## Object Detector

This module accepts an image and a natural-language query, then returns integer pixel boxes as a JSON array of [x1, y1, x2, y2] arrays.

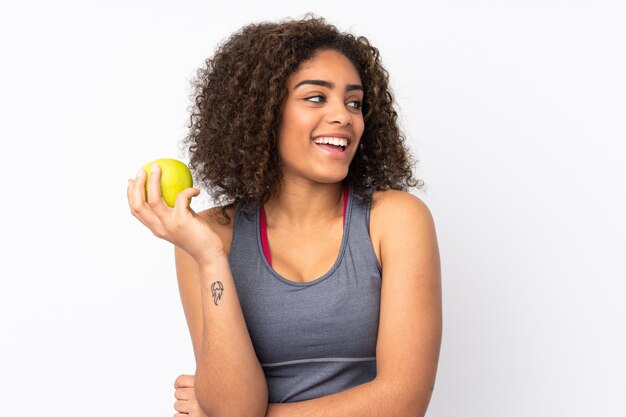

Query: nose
[[325, 98, 352, 126]]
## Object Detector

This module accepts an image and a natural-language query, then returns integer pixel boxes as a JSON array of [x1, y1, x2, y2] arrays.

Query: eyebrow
[[294, 79, 364, 92]]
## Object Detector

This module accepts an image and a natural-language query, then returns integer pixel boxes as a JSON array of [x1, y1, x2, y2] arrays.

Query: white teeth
[[313, 137, 348, 147]]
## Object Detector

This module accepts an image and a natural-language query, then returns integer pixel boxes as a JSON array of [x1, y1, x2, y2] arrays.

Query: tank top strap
[[346, 184, 381, 273]]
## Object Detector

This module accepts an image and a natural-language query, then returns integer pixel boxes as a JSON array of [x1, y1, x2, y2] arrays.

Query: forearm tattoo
[[211, 281, 224, 306]]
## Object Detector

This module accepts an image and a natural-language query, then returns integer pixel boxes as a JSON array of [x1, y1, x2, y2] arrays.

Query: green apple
[[141, 158, 193, 207]]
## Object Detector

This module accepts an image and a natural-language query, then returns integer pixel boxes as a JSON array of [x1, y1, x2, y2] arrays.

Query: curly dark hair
[[180, 13, 424, 223]]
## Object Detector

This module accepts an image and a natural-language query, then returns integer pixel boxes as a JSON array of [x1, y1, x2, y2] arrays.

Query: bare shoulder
[[370, 189, 436, 269], [371, 189, 433, 224]]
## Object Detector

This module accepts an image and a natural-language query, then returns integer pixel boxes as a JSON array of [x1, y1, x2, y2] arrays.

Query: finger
[[127, 174, 162, 229], [174, 399, 192, 413], [174, 374, 195, 388], [175, 387, 194, 400], [127, 169, 147, 209], [146, 164, 169, 216], [174, 188, 200, 216]]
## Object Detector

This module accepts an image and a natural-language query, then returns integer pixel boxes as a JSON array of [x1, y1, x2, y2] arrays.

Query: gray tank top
[[228, 185, 382, 403]]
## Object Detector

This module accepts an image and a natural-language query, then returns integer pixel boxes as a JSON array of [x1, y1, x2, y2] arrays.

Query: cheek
[[280, 107, 317, 139], [277, 112, 309, 158], [354, 116, 365, 138]]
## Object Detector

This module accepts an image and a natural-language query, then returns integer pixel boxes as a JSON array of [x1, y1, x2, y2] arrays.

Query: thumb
[[174, 187, 201, 209]]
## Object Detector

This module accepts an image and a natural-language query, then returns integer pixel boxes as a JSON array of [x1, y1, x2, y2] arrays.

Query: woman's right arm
[[175, 242, 268, 417], [128, 165, 267, 417]]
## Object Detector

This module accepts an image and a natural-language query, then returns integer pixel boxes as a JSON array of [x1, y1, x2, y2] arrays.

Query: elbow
[[393, 393, 432, 417], [376, 377, 434, 417], [407, 388, 436, 417]]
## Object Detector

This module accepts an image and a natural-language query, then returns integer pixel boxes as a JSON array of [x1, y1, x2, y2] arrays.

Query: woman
[[127, 15, 441, 417]]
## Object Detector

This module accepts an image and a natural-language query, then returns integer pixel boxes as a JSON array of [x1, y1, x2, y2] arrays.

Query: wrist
[[195, 248, 228, 268], [197, 251, 229, 271]]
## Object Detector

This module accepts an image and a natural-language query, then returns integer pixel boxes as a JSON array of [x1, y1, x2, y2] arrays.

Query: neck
[[264, 180, 345, 231]]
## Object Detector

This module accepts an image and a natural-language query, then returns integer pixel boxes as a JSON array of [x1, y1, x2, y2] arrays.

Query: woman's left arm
[[267, 191, 442, 417]]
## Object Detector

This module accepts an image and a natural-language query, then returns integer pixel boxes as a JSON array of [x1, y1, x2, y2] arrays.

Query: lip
[[314, 142, 349, 159]]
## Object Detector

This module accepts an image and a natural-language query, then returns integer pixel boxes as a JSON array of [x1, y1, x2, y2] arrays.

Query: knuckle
[[171, 218, 184, 230], [152, 228, 165, 239]]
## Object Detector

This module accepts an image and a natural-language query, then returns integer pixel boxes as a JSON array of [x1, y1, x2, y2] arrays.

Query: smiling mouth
[[312, 137, 349, 151]]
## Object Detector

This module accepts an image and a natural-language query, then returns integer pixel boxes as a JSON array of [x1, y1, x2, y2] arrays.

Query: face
[[277, 49, 365, 185]]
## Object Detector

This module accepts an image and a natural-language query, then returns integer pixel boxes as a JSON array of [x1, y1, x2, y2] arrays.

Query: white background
[[1, 0, 625, 416]]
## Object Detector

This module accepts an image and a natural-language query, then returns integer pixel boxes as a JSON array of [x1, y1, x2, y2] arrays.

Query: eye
[[347, 100, 363, 111], [305, 95, 325, 103]]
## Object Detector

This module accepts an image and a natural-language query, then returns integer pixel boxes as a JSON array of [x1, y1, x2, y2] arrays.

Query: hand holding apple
[[126, 159, 226, 266]]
